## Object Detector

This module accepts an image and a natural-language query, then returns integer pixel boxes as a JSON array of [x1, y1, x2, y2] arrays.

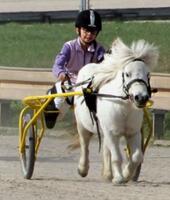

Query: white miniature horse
[[74, 38, 159, 184]]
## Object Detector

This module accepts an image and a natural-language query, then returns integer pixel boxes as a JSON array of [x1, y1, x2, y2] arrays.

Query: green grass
[[0, 21, 170, 72], [0, 22, 76, 68]]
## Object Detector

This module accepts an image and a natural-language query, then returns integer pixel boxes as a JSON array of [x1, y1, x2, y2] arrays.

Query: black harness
[[82, 82, 102, 152]]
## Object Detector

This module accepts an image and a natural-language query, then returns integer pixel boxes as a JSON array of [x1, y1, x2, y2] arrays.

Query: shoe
[[44, 100, 59, 129]]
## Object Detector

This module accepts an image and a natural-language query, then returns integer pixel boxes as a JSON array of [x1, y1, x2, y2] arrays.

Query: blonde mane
[[92, 38, 159, 89]]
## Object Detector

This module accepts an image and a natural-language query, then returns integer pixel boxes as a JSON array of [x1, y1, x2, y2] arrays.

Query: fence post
[[80, 0, 90, 11], [152, 109, 167, 139], [0, 101, 2, 127]]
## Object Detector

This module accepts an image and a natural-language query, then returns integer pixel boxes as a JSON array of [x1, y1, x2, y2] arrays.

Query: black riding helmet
[[75, 9, 102, 33]]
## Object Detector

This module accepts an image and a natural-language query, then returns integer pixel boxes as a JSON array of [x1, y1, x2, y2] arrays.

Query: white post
[[80, 0, 90, 11], [0, 101, 1, 127]]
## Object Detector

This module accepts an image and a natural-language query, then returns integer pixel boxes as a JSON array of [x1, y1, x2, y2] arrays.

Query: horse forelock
[[131, 39, 159, 68], [92, 38, 159, 89]]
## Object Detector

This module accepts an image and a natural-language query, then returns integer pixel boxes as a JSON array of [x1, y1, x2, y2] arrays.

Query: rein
[[62, 77, 93, 91], [89, 91, 129, 100], [63, 76, 130, 100]]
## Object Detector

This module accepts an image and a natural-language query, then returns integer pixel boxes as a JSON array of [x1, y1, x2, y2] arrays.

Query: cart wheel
[[20, 114, 36, 179], [132, 163, 141, 181]]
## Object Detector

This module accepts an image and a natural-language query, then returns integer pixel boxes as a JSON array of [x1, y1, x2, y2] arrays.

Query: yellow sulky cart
[[18, 91, 82, 179], [18, 90, 153, 180]]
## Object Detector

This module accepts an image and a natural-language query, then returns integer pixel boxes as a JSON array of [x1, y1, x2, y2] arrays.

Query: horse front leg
[[104, 133, 124, 184], [77, 124, 92, 177], [102, 137, 113, 181], [123, 132, 143, 181]]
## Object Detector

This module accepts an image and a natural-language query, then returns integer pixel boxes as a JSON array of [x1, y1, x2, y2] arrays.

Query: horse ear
[[111, 37, 130, 56], [111, 37, 125, 48]]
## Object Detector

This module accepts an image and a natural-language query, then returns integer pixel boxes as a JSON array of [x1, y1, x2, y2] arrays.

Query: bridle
[[122, 59, 152, 98], [122, 73, 152, 98]]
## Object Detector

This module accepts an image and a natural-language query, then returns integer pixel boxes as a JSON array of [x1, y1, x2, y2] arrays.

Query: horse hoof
[[102, 174, 113, 182], [77, 168, 88, 177], [123, 171, 130, 181], [112, 176, 125, 184]]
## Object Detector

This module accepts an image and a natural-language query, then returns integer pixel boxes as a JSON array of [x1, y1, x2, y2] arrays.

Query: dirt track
[[0, 134, 170, 200]]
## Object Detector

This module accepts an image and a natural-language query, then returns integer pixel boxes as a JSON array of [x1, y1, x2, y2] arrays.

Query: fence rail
[[0, 7, 170, 23], [0, 66, 169, 110]]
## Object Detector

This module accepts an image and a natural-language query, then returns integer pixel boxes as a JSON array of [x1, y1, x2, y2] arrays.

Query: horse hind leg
[[77, 124, 92, 177]]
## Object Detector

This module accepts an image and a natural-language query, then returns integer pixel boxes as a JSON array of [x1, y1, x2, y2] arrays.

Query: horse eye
[[125, 72, 130, 78]]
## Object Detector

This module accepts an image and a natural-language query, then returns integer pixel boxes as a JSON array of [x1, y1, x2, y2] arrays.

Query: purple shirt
[[52, 37, 105, 82]]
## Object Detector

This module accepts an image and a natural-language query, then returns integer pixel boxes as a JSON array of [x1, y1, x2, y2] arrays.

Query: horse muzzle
[[130, 94, 149, 108]]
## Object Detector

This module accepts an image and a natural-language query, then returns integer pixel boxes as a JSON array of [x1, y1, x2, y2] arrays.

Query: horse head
[[120, 39, 159, 108], [93, 38, 159, 108], [122, 59, 151, 108]]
